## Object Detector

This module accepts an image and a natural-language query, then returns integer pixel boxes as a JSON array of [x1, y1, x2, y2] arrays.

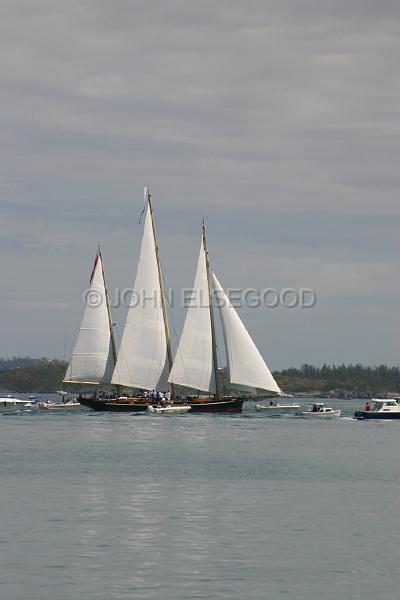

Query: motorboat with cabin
[[354, 399, 400, 420], [297, 402, 341, 418]]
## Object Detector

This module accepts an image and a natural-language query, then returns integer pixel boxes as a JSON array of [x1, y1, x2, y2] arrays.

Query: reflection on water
[[1, 399, 400, 599]]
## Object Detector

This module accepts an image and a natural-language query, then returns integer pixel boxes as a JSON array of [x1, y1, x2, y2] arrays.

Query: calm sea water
[[1, 397, 400, 600]]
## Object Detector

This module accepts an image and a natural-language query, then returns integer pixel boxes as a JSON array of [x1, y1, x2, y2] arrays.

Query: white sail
[[168, 241, 216, 393], [64, 252, 115, 384], [111, 201, 168, 390], [212, 273, 281, 394]]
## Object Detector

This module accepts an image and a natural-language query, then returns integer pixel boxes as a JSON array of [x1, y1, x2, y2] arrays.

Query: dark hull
[[79, 398, 149, 412], [182, 398, 244, 413], [354, 411, 400, 420], [79, 397, 244, 413]]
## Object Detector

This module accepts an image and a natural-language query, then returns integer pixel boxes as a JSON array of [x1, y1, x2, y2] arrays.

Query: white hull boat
[[255, 402, 300, 415], [0, 397, 32, 413], [38, 400, 82, 410], [298, 403, 341, 418], [147, 404, 191, 414]]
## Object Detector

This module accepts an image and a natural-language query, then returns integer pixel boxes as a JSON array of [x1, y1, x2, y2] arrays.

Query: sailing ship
[[63, 246, 117, 392], [167, 223, 281, 411], [66, 189, 281, 412], [73, 188, 176, 411]]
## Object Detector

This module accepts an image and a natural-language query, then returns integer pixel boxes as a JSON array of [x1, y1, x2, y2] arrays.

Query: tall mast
[[202, 221, 220, 399], [98, 246, 118, 370], [147, 188, 176, 399]]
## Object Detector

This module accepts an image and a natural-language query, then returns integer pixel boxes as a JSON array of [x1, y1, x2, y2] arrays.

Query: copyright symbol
[[83, 289, 103, 308]]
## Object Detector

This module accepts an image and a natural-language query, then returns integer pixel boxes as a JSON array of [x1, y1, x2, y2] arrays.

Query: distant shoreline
[[0, 357, 399, 397]]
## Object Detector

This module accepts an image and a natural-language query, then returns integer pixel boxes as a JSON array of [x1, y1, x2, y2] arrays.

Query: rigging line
[[111, 322, 124, 391], [138, 205, 146, 225], [203, 220, 220, 398], [146, 299, 163, 390], [212, 286, 225, 387], [158, 259, 191, 389]]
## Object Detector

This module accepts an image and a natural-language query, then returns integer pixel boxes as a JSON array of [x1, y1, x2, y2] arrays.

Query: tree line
[[0, 358, 399, 393], [275, 364, 400, 392], [0, 356, 66, 372]]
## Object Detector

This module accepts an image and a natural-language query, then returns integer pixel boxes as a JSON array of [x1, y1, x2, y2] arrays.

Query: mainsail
[[64, 250, 116, 385], [168, 240, 216, 394], [212, 273, 281, 394], [168, 225, 280, 396], [111, 191, 170, 390]]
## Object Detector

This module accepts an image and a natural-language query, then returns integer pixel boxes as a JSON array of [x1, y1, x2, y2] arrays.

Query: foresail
[[64, 253, 115, 384], [111, 202, 168, 390], [168, 241, 216, 394], [212, 273, 281, 394]]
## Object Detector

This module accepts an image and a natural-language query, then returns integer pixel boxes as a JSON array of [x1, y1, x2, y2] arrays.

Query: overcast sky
[[1, 0, 399, 369]]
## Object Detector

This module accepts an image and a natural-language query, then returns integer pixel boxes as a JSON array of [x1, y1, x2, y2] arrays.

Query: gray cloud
[[0, 0, 399, 367]]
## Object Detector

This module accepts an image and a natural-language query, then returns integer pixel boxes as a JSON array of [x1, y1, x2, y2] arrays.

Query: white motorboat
[[147, 404, 191, 414], [298, 402, 341, 418], [38, 399, 82, 410], [354, 399, 400, 420], [0, 397, 32, 413], [255, 401, 300, 415]]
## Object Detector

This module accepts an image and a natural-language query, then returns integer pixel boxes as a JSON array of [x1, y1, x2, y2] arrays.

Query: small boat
[[298, 403, 341, 418], [38, 399, 82, 410], [255, 401, 300, 415], [354, 399, 400, 420], [0, 397, 32, 413], [147, 404, 191, 414]]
